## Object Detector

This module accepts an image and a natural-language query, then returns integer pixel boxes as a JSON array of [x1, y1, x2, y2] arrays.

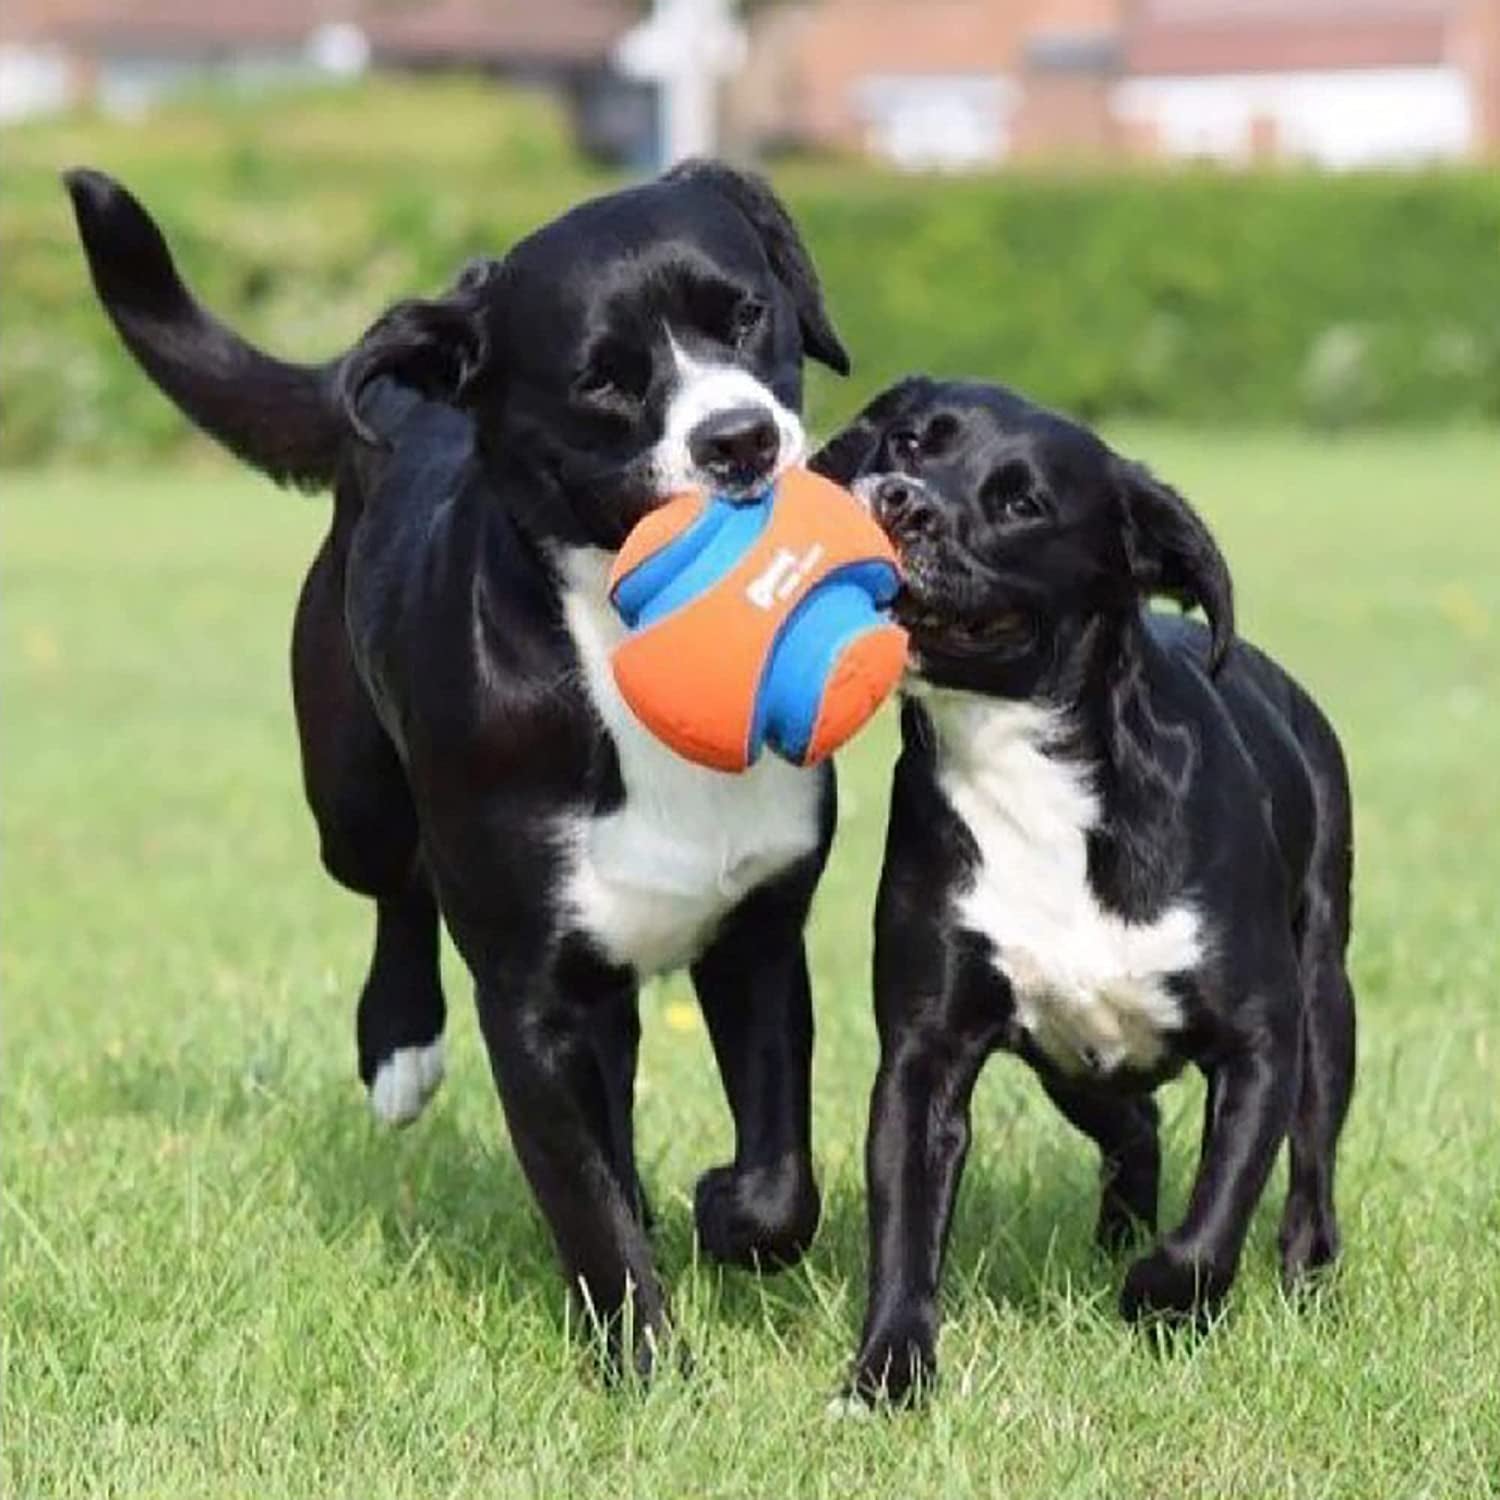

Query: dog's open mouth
[[893, 589, 1033, 655]]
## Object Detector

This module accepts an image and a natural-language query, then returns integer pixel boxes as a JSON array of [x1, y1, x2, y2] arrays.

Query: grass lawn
[[4, 430, 1498, 1498]]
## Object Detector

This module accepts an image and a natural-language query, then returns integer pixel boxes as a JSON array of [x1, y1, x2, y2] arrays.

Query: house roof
[[31, 0, 357, 51], [797, 0, 1029, 79], [1135, 0, 1451, 16], [12, 0, 633, 64], [0, 0, 125, 46], [790, 0, 1030, 143], [1128, 0, 1456, 73], [365, 1, 633, 67]]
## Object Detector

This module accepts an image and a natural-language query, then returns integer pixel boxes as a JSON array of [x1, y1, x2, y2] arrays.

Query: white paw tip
[[825, 1394, 875, 1422], [369, 1038, 445, 1126]]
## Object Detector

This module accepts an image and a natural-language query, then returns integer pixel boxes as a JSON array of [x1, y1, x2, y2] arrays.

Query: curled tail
[[63, 168, 344, 490]]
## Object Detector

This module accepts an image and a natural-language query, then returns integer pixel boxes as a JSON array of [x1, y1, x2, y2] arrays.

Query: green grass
[[4, 430, 1499, 1498]]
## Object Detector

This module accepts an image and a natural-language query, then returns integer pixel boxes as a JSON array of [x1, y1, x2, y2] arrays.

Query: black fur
[[664, 159, 850, 376], [63, 169, 343, 489], [815, 378, 1356, 1404], [338, 257, 505, 435], [66, 161, 849, 1378]]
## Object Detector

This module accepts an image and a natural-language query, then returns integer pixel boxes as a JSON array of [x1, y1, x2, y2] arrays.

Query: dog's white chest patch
[[557, 550, 822, 976], [926, 694, 1201, 1075]]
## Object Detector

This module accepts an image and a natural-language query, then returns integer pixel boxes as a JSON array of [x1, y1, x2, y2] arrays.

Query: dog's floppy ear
[[338, 257, 505, 442], [811, 376, 927, 484], [1115, 457, 1235, 673], [669, 159, 850, 376]]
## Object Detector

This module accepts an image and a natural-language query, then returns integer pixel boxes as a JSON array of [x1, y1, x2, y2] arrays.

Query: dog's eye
[[574, 344, 649, 409], [688, 282, 765, 349], [983, 461, 1046, 524], [889, 429, 921, 460], [576, 371, 623, 404], [730, 298, 767, 345], [998, 492, 1044, 523]]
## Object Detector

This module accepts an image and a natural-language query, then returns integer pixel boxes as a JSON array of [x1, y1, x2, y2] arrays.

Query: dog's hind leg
[[357, 877, 447, 1126], [294, 529, 447, 1125], [1279, 850, 1356, 1286], [1278, 959, 1354, 1287], [1038, 1075, 1160, 1253], [1278, 699, 1357, 1288]]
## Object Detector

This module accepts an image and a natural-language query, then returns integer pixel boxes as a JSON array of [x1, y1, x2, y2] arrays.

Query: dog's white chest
[[557, 550, 822, 976], [927, 695, 1200, 1075]]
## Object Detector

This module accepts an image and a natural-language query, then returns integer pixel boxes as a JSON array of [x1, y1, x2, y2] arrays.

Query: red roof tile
[[1127, 14, 1450, 72], [19, 0, 631, 63]]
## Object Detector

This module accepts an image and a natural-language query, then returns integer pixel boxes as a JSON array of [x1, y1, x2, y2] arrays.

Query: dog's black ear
[[1115, 458, 1235, 673], [669, 159, 850, 376], [338, 257, 505, 442], [810, 376, 927, 484]]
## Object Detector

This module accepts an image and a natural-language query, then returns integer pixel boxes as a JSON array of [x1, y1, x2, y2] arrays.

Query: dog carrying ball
[[608, 468, 908, 772]]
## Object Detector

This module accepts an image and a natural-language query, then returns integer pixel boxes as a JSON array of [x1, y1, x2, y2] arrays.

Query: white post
[[615, 0, 747, 167]]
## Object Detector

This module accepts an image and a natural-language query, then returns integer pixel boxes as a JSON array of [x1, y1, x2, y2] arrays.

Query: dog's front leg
[[849, 1010, 995, 1406], [1120, 993, 1299, 1326], [690, 869, 822, 1271], [423, 791, 668, 1379], [1037, 1073, 1161, 1253], [475, 971, 667, 1380]]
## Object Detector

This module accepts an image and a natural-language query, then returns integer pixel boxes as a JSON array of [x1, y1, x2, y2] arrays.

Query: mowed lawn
[[4, 430, 1498, 1499]]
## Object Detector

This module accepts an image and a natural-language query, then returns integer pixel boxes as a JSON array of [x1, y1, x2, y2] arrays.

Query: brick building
[[731, 0, 1500, 167], [1119, 0, 1496, 166], [6, 0, 1496, 167]]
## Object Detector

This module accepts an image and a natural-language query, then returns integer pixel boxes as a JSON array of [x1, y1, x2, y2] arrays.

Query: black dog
[[66, 161, 850, 1374], [815, 378, 1356, 1402]]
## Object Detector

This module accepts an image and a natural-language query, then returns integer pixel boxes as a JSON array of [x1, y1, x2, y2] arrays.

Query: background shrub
[[4, 78, 1498, 467]]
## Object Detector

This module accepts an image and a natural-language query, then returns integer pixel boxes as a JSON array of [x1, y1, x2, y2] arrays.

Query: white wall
[[855, 74, 1020, 171], [1115, 66, 1475, 167], [0, 45, 73, 122]]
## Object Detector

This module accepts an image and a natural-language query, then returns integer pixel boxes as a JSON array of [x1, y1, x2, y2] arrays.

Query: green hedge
[[4, 79, 1499, 467], [795, 167, 1500, 431]]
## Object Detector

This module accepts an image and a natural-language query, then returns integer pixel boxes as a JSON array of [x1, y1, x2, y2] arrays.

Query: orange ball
[[609, 468, 908, 772]]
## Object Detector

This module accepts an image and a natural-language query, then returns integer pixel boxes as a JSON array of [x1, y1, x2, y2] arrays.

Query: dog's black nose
[[688, 405, 780, 487], [871, 475, 938, 536]]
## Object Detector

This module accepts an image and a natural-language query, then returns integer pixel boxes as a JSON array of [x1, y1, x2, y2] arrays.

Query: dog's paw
[[693, 1160, 819, 1270], [1278, 1203, 1342, 1291], [1095, 1195, 1156, 1257], [631, 1172, 656, 1233], [825, 1392, 878, 1422], [1119, 1243, 1233, 1328], [846, 1318, 937, 1409], [368, 1038, 445, 1127], [600, 1317, 689, 1389]]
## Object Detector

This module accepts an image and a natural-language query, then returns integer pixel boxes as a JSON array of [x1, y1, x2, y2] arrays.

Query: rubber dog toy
[[608, 468, 908, 772]]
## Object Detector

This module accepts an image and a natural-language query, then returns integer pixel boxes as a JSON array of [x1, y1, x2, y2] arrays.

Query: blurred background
[[5, 0, 1499, 168], [3, 0, 1498, 462], [5, 16, 1499, 1491]]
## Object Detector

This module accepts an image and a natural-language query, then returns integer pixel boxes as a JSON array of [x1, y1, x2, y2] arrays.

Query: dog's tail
[[63, 168, 344, 491]]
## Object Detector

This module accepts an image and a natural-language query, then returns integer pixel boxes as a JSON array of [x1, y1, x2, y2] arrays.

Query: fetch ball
[[608, 468, 907, 772]]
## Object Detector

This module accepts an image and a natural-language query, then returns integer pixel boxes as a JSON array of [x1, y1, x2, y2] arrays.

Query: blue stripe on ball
[[613, 497, 773, 629], [749, 559, 901, 764]]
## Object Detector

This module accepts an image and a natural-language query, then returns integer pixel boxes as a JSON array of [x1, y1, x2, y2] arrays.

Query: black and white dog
[[815, 378, 1356, 1403], [66, 161, 851, 1374]]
